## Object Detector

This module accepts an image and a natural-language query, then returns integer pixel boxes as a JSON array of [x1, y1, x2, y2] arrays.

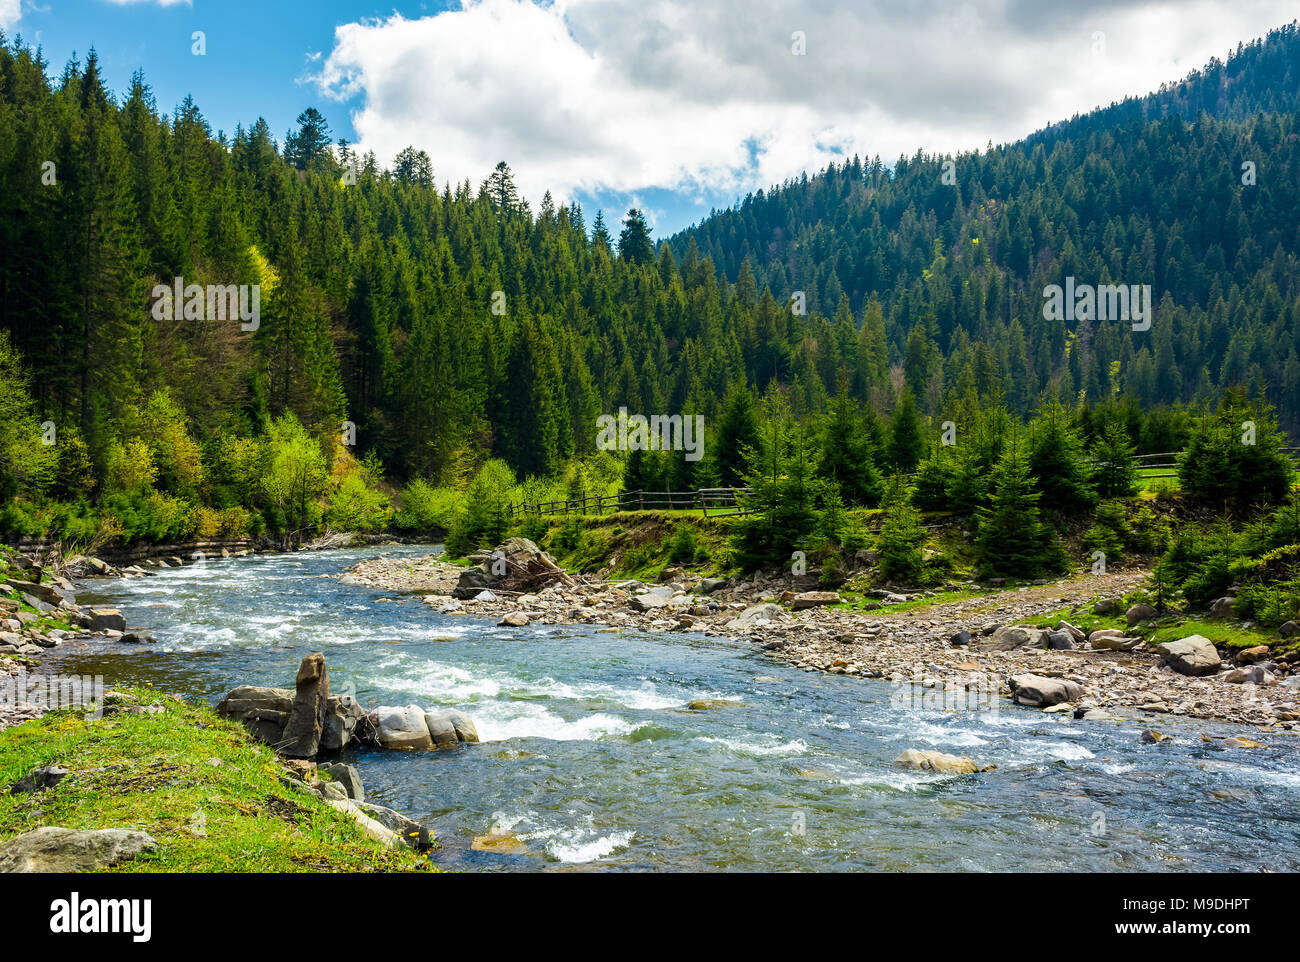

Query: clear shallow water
[[46, 545, 1300, 872]]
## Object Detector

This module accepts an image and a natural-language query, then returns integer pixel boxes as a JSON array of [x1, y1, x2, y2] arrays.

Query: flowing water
[[45, 545, 1300, 872]]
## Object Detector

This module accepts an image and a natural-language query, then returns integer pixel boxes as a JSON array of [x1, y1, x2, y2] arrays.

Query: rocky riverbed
[[339, 545, 1300, 732]]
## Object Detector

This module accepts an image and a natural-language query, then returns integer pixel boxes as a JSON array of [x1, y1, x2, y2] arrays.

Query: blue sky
[[3, 1, 1291, 237]]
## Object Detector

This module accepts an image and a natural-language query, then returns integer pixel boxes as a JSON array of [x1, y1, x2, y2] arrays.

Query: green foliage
[[1178, 392, 1294, 507], [876, 476, 925, 584], [668, 524, 701, 565], [393, 477, 463, 532], [975, 431, 1064, 578], [1027, 402, 1097, 514], [1090, 418, 1139, 499], [445, 459, 515, 557]]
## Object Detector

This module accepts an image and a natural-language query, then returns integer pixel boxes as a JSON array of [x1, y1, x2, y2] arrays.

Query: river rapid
[[46, 545, 1300, 872]]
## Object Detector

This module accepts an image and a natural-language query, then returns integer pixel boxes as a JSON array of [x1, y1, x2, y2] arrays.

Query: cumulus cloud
[[314, 0, 1292, 208], [0, 0, 22, 31]]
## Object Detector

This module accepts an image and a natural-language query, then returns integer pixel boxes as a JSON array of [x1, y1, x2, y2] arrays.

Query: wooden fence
[[510, 487, 754, 519], [511, 446, 1300, 519]]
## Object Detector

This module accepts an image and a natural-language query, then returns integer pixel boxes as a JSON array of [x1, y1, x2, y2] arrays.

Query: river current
[[47, 545, 1300, 871]]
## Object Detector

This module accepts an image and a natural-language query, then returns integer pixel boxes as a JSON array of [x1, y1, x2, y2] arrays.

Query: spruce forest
[[1, 22, 1300, 599]]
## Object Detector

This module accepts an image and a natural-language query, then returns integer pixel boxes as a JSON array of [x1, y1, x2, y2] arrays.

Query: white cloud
[[315, 0, 1295, 209], [0, 0, 22, 30]]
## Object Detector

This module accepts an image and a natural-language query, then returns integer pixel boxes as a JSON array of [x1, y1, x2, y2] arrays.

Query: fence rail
[[510, 446, 1300, 518], [510, 487, 754, 519]]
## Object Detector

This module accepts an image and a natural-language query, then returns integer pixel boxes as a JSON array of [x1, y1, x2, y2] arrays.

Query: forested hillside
[[668, 23, 1300, 429], [1, 23, 1298, 551]]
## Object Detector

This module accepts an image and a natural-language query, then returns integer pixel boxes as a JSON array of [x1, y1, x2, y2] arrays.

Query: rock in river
[[893, 749, 982, 775], [367, 705, 434, 750], [279, 653, 330, 758]]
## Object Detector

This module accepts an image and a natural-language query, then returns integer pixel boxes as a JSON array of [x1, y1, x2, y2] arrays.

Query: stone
[[1210, 596, 1236, 618], [317, 762, 364, 802], [892, 749, 981, 775], [423, 711, 461, 748], [1126, 603, 1158, 626], [0, 826, 157, 873], [444, 709, 479, 743], [725, 603, 792, 630], [629, 594, 670, 612], [216, 685, 294, 744], [1092, 598, 1123, 616], [1140, 729, 1171, 744], [1280, 621, 1300, 639], [452, 565, 497, 599], [1222, 665, 1276, 686], [791, 591, 840, 610], [1057, 621, 1087, 644], [1237, 645, 1271, 665], [1090, 634, 1142, 651], [498, 612, 530, 627], [367, 705, 433, 750], [1009, 673, 1083, 707], [279, 653, 330, 759], [949, 629, 972, 647], [9, 764, 69, 794], [358, 803, 429, 850], [1047, 630, 1075, 651], [321, 694, 366, 752], [985, 626, 1046, 650], [700, 578, 728, 594], [87, 608, 126, 632], [1155, 635, 1221, 676]]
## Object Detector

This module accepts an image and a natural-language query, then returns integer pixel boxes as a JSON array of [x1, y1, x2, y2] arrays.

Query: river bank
[[341, 550, 1300, 732], [0, 686, 430, 872]]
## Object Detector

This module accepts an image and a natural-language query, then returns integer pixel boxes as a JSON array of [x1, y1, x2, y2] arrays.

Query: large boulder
[[893, 750, 981, 775], [1047, 630, 1076, 651], [1009, 674, 1084, 707], [0, 827, 157, 873], [791, 591, 840, 610], [452, 565, 497, 599], [1210, 596, 1236, 618], [725, 603, 792, 630], [985, 626, 1047, 650], [321, 695, 366, 753], [366, 705, 433, 750], [1092, 597, 1124, 616], [1155, 635, 1221, 676], [216, 685, 293, 744], [444, 709, 479, 743], [1126, 603, 1158, 626], [279, 653, 330, 759], [87, 608, 127, 632], [423, 711, 460, 749]]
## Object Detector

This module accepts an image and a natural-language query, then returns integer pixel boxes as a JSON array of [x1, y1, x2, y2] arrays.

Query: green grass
[[1016, 606, 1284, 653], [0, 689, 431, 872]]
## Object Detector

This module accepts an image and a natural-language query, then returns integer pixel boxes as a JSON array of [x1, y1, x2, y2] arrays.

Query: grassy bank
[[0, 690, 430, 872]]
